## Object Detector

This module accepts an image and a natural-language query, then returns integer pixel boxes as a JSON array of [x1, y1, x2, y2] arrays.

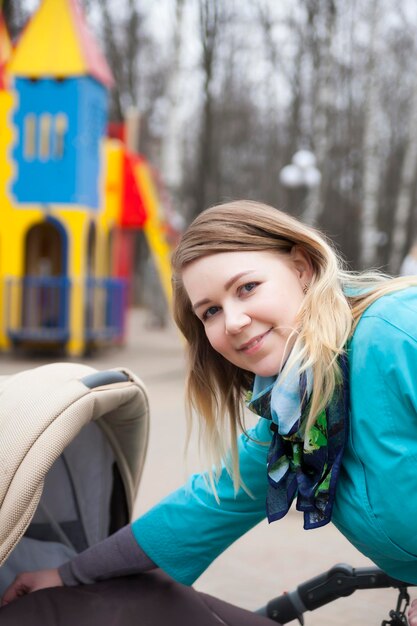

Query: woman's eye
[[202, 305, 220, 321], [239, 282, 258, 295]]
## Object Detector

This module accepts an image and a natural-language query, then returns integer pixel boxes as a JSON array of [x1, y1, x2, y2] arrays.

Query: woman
[[3, 200, 417, 624]]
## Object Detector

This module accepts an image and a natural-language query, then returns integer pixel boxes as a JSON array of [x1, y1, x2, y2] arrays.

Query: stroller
[[0, 362, 149, 594]]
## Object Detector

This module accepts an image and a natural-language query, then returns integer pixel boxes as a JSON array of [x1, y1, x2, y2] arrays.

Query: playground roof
[[7, 0, 114, 87]]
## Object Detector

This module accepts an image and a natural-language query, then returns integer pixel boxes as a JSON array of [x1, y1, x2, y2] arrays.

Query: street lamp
[[279, 150, 321, 223], [280, 150, 321, 188]]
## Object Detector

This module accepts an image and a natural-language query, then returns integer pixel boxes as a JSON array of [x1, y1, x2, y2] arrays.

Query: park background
[[6, 0, 417, 274]]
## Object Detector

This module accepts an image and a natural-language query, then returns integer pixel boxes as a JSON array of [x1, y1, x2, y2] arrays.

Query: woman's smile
[[182, 249, 312, 376], [237, 328, 273, 354]]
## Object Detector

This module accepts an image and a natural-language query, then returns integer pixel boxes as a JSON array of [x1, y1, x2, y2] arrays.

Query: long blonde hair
[[171, 200, 417, 490]]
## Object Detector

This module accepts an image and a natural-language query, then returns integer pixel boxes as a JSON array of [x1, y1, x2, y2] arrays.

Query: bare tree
[[257, 2, 304, 197], [190, 0, 224, 219], [302, 0, 337, 225], [87, 0, 142, 122], [360, 0, 383, 269], [81, 0, 171, 166], [388, 13, 417, 274], [388, 79, 417, 273], [257, 0, 338, 225], [160, 0, 186, 198], [2, 0, 30, 39]]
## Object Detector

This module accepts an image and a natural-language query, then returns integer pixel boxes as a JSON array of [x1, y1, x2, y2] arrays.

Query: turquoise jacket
[[132, 288, 417, 585]]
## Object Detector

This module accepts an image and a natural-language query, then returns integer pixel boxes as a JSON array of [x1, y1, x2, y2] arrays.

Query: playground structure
[[0, 0, 175, 357]]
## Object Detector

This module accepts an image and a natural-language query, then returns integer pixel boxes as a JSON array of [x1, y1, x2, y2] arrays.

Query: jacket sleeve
[[131, 416, 272, 585]]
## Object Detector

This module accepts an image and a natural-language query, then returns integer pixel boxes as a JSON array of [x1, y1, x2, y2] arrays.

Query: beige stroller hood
[[0, 362, 149, 567]]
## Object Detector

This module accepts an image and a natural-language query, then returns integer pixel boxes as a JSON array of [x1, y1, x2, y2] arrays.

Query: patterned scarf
[[246, 353, 349, 529]]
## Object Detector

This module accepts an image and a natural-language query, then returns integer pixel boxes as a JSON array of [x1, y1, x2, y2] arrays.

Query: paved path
[[0, 309, 413, 625]]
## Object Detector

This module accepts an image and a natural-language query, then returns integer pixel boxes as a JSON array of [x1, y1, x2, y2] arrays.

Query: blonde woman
[[3, 201, 417, 626]]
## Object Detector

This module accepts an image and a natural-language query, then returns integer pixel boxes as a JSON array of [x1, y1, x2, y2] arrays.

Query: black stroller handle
[[81, 370, 131, 388], [256, 563, 413, 624]]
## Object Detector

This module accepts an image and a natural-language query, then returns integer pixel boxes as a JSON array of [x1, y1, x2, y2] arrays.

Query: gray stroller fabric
[[30, 421, 115, 550], [0, 421, 115, 594]]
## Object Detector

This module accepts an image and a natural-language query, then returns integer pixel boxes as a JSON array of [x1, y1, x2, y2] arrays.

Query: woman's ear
[[290, 245, 314, 283]]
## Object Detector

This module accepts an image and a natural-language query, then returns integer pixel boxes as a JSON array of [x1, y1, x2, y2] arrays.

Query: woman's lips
[[238, 328, 273, 353]]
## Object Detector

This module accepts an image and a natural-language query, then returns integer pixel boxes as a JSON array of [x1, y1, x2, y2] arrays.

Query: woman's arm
[[132, 416, 272, 585], [1, 526, 156, 605], [59, 525, 156, 585]]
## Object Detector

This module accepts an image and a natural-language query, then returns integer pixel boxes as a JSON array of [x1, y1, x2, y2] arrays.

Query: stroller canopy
[[0, 362, 150, 567]]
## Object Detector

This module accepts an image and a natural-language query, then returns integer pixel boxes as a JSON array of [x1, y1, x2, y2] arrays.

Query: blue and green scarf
[[246, 353, 349, 529]]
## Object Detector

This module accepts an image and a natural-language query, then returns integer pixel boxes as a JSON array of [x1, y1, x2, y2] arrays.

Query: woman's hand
[[409, 598, 417, 625], [1, 568, 63, 606]]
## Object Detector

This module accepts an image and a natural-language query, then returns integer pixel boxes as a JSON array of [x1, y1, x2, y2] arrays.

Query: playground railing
[[5, 276, 128, 346], [6, 276, 70, 343], [84, 276, 128, 341]]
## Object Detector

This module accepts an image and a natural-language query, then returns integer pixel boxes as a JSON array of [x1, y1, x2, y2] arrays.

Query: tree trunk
[[360, 0, 382, 269], [160, 0, 186, 196], [2, 0, 29, 39], [191, 0, 221, 219], [388, 74, 417, 274], [303, 0, 336, 226]]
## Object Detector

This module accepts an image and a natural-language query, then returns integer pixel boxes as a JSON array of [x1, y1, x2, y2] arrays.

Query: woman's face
[[182, 248, 313, 377]]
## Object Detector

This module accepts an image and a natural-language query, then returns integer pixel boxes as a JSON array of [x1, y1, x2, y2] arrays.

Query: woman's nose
[[224, 307, 251, 334]]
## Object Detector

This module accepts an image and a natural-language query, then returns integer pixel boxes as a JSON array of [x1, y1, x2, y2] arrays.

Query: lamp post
[[279, 150, 321, 223]]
